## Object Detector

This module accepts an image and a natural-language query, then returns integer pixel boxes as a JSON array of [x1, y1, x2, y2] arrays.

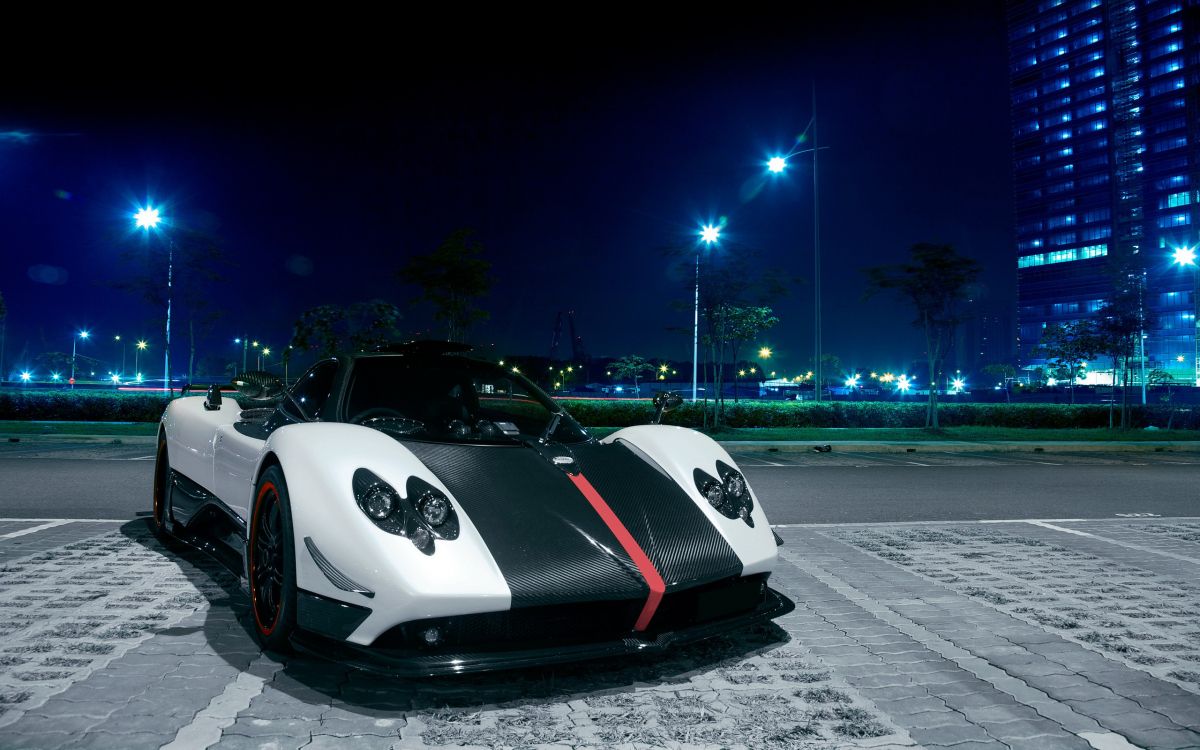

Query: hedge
[[3, 389, 1198, 430], [557, 399, 1200, 430], [0, 390, 171, 422]]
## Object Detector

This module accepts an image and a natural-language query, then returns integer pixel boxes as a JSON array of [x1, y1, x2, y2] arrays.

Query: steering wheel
[[350, 407, 408, 424]]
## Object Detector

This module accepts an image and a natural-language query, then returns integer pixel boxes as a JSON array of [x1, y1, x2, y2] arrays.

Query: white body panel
[[263, 424, 512, 644], [162, 396, 239, 493], [602, 425, 778, 576]]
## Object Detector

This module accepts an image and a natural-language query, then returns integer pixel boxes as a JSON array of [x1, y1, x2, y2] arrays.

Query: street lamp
[[1171, 244, 1198, 386], [114, 335, 126, 376], [71, 329, 90, 387], [694, 224, 721, 402], [135, 340, 147, 376], [134, 205, 174, 394], [766, 87, 827, 400]]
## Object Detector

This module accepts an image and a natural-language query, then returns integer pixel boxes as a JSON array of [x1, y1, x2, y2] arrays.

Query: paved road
[[0, 516, 1198, 748], [2, 441, 1199, 523]]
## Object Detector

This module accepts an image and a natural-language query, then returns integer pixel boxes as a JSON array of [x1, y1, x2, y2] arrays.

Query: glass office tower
[[1008, 0, 1199, 384]]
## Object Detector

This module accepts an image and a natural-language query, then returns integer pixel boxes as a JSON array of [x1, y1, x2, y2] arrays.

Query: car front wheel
[[249, 465, 297, 652], [152, 435, 171, 537]]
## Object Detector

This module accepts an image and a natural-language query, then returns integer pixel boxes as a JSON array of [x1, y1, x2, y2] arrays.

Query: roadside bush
[[3, 389, 1197, 430], [0, 390, 170, 422], [558, 399, 1200, 430]]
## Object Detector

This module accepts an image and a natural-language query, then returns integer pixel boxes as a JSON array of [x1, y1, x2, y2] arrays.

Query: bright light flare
[[20, 371, 32, 382], [844, 374, 860, 388], [758, 346, 772, 359], [134, 206, 161, 230], [1173, 245, 1197, 267], [51, 372, 61, 381], [951, 377, 966, 392], [699, 224, 721, 244], [110, 374, 121, 384], [137, 340, 148, 350], [767, 156, 787, 173], [78, 330, 90, 339]]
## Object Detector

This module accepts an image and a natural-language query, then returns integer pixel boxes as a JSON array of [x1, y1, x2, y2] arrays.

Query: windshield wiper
[[539, 412, 562, 443]]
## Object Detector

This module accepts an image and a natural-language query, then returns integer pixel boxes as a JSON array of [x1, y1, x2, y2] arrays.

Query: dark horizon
[[2, 6, 1013, 383]]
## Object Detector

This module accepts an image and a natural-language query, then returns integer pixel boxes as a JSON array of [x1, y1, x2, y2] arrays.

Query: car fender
[[601, 425, 777, 576], [260, 423, 512, 644], [162, 395, 241, 495]]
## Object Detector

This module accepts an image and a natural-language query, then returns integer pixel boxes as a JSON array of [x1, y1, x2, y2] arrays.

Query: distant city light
[[134, 206, 161, 230], [20, 371, 31, 382], [845, 374, 860, 388], [51, 373, 61, 381], [951, 377, 966, 392], [110, 374, 121, 384], [758, 346, 772, 359], [767, 156, 787, 173], [137, 340, 147, 350]]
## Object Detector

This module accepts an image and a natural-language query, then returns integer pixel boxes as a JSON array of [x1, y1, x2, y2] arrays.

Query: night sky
[[2, 6, 1012, 381]]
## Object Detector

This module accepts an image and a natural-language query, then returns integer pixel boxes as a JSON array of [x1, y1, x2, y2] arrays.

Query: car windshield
[[342, 355, 589, 445]]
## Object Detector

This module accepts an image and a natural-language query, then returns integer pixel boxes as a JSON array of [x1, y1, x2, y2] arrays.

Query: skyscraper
[[1008, 0, 1199, 384]]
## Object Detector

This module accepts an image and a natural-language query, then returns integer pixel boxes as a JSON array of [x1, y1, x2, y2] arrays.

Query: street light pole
[[767, 85, 827, 401], [695, 224, 721, 402], [70, 330, 89, 387], [134, 206, 174, 395], [1172, 245, 1199, 386]]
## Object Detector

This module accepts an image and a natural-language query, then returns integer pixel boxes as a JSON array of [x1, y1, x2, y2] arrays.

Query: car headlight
[[417, 491, 450, 527], [701, 479, 725, 509], [362, 484, 398, 520], [695, 463, 755, 527], [723, 471, 746, 499], [352, 470, 461, 552]]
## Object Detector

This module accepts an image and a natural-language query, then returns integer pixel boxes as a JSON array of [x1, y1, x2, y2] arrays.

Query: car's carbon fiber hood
[[400, 441, 646, 607], [570, 442, 743, 591], [399, 439, 742, 609]]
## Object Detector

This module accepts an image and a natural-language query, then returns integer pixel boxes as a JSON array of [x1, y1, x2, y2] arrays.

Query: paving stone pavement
[[0, 517, 1196, 748]]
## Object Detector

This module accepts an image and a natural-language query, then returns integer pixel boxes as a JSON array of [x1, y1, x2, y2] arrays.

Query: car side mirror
[[204, 384, 223, 411], [652, 391, 684, 424]]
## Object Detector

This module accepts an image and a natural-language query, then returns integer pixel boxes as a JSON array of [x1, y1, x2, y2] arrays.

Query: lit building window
[[1156, 213, 1191, 228], [1164, 192, 1191, 208]]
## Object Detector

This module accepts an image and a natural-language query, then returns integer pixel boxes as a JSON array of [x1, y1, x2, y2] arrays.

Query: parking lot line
[[0, 519, 72, 540]]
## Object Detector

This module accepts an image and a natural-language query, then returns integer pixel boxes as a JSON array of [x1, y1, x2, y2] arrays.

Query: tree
[[1096, 283, 1142, 430], [724, 305, 779, 402], [290, 301, 404, 357], [609, 355, 655, 394], [1039, 321, 1101, 404], [864, 244, 982, 428], [398, 229, 492, 343], [114, 224, 230, 388]]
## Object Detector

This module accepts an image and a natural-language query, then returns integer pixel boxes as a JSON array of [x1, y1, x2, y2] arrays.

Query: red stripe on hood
[[566, 472, 666, 631]]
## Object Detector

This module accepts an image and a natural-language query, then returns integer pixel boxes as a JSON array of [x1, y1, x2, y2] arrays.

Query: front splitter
[[290, 587, 795, 677]]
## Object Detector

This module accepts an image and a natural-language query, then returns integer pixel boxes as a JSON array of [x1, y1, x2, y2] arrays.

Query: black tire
[[152, 435, 172, 537], [249, 465, 297, 652]]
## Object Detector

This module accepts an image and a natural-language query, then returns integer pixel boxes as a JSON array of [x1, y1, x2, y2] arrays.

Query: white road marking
[[0, 517, 126, 523], [160, 652, 285, 750], [1025, 520, 1200, 565], [0, 520, 73, 539]]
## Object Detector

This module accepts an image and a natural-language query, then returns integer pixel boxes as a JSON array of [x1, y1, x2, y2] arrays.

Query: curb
[[2, 433, 158, 445], [719, 439, 1200, 453], [4, 432, 1197, 453]]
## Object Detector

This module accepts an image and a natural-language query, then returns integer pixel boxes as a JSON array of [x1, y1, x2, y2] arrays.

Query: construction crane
[[549, 310, 588, 366]]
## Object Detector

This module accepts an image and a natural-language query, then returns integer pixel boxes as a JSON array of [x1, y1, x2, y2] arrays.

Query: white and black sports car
[[154, 342, 792, 675]]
